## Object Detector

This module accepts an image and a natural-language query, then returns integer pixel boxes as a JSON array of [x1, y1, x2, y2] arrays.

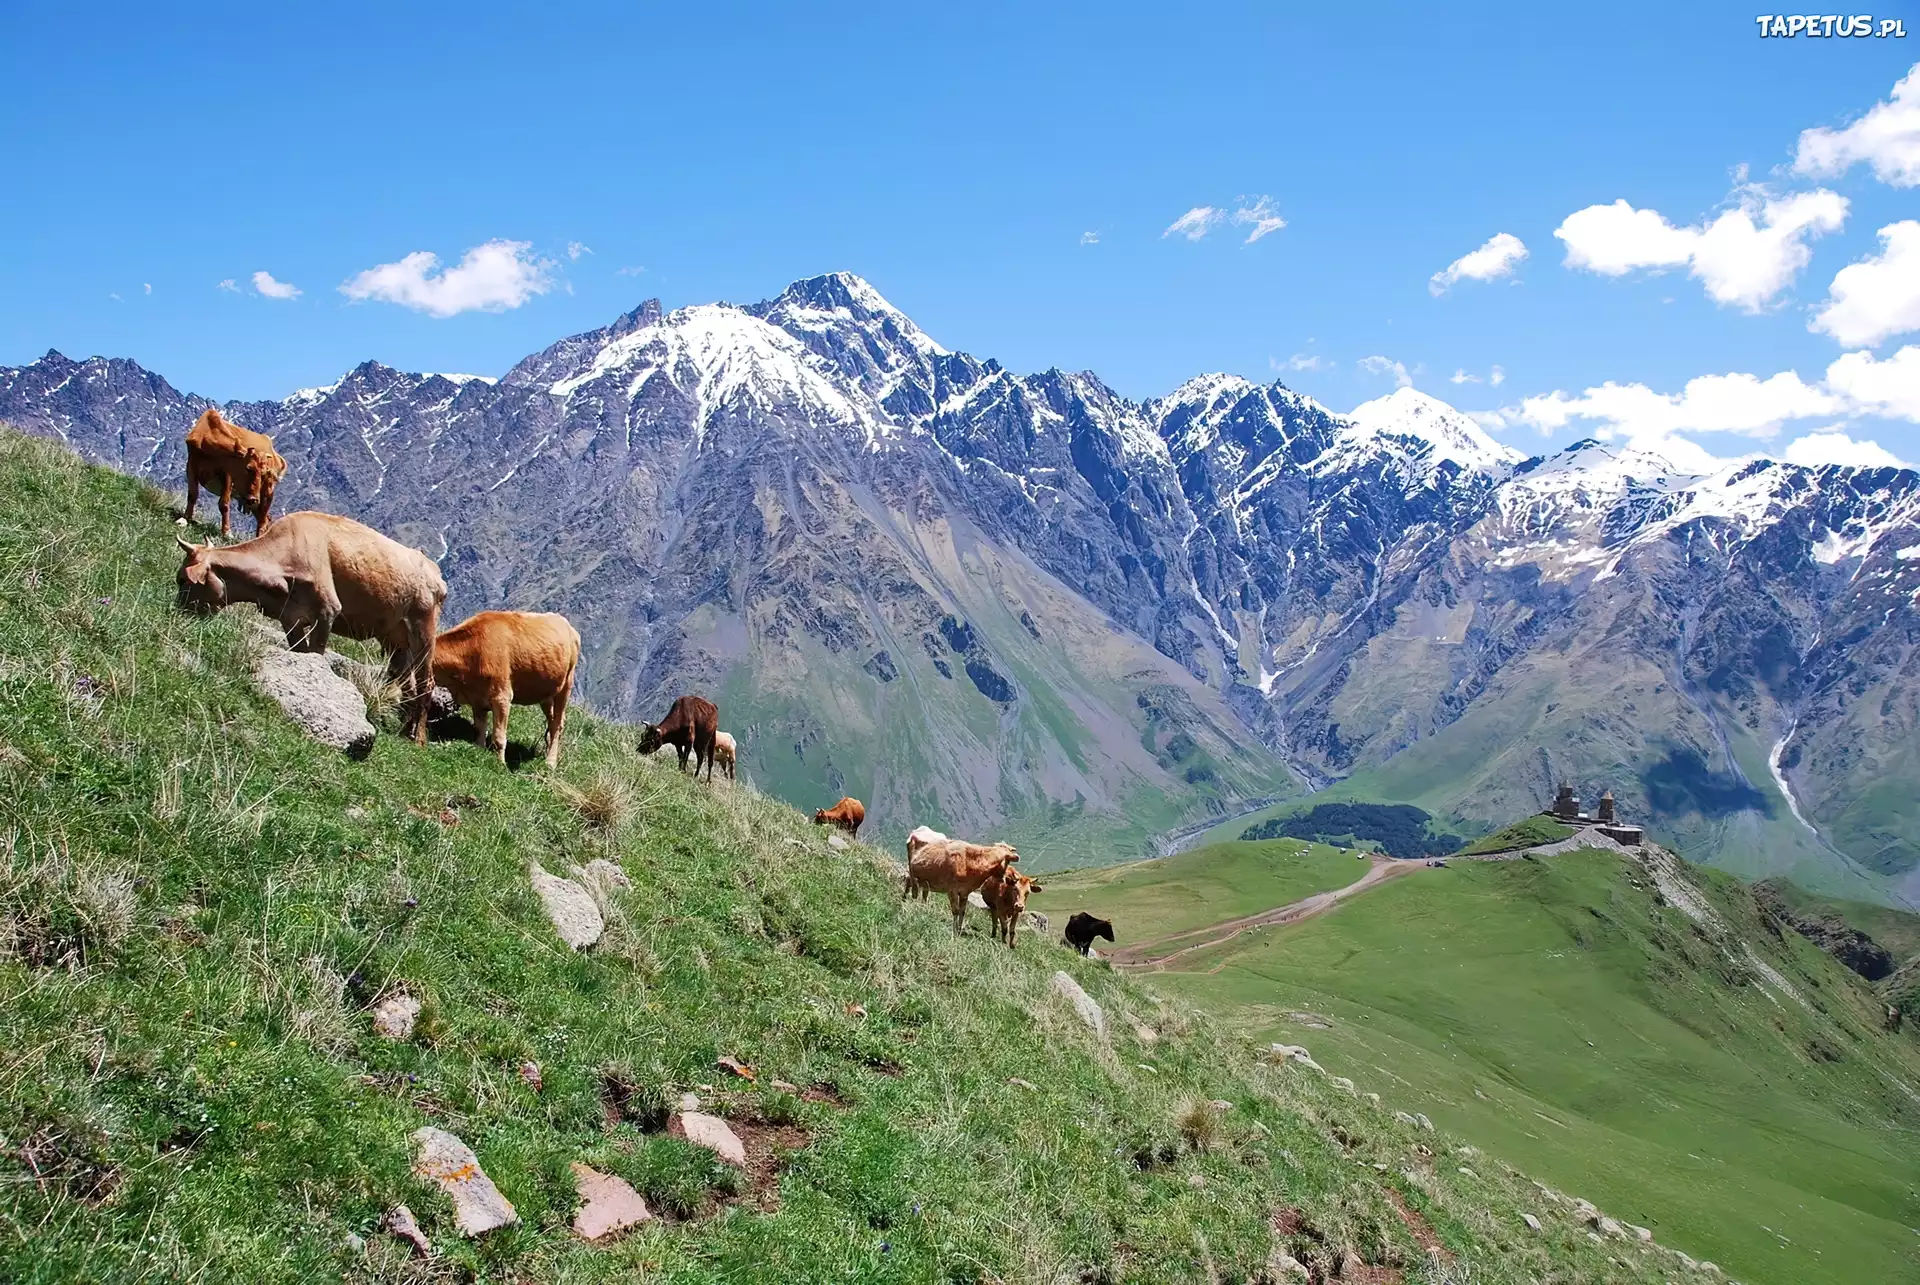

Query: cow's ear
[[1030, 882, 1044, 893]]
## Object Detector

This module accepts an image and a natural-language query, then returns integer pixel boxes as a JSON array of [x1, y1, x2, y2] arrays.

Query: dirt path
[[1108, 857, 1424, 971]]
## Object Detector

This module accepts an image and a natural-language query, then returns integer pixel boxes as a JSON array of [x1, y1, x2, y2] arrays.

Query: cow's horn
[[175, 535, 197, 553]]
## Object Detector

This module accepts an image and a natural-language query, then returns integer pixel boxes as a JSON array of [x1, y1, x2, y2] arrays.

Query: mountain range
[[4, 272, 1917, 901]]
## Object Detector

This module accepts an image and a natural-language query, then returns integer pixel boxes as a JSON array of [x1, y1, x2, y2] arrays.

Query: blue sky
[[4, 2, 1919, 469]]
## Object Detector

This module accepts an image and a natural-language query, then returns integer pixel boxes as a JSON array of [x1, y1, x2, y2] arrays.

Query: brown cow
[[184, 409, 288, 537], [814, 797, 865, 838], [905, 839, 1020, 933], [431, 611, 580, 768], [175, 512, 446, 742], [979, 865, 1043, 948], [711, 731, 737, 781], [638, 695, 719, 781]]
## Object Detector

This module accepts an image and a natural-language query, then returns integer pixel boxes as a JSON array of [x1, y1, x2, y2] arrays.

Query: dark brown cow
[[637, 694, 719, 781], [175, 512, 446, 742], [979, 865, 1043, 948], [184, 409, 288, 537]]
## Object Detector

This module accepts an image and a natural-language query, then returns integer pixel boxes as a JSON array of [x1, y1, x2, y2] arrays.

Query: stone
[[1131, 1023, 1159, 1045], [1394, 1111, 1419, 1127], [570, 1162, 652, 1240], [1050, 970, 1107, 1037], [1330, 1076, 1356, 1094], [1698, 1263, 1721, 1277], [518, 1061, 542, 1091], [679, 1092, 702, 1112], [409, 1128, 517, 1236], [1522, 1213, 1542, 1232], [1186, 1173, 1206, 1189], [371, 992, 420, 1041], [1022, 910, 1049, 932], [967, 890, 988, 910], [530, 866, 603, 949], [343, 1230, 366, 1254], [1208, 1099, 1233, 1111], [251, 645, 376, 756], [826, 833, 849, 850], [1365, 1092, 1381, 1106], [1597, 1217, 1626, 1239], [1414, 1113, 1433, 1131], [770, 1079, 798, 1093], [1627, 1223, 1653, 1243], [1268, 1249, 1311, 1280], [1009, 1077, 1039, 1091], [385, 1203, 431, 1256], [670, 1111, 747, 1166], [569, 858, 632, 912]]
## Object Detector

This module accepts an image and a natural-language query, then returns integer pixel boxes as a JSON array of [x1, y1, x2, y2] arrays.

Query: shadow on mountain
[[1641, 748, 1772, 819]]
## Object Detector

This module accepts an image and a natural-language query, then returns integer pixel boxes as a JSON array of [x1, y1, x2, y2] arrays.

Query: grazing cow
[[902, 826, 947, 899], [638, 695, 719, 781], [979, 865, 1043, 948], [431, 611, 581, 768], [1063, 912, 1115, 957], [814, 797, 865, 838], [711, 731, 737, 781], [184, 409, 288, 537], [175, 512, 446, 742], [905, 839, 1020, 933]]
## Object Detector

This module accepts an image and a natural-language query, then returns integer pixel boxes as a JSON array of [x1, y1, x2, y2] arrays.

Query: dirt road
[[1107, 856, 1423, 971]]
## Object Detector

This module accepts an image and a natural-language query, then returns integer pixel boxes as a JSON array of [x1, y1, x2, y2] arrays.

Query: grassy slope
[[0, 429, 1720, 1284], [1456, 817, 1575, 856], [1043, 840, 1366, 941], [1079, 842, 1920, 1285]]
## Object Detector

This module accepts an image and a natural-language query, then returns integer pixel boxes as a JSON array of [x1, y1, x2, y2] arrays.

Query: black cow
[[1063, 912, 1114, 956]]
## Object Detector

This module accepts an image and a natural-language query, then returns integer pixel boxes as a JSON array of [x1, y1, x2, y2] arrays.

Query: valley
[[1048, 835, 1920, 1285]]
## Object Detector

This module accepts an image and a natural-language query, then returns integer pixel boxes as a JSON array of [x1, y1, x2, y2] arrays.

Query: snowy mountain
[[3, 272, 1916, 899]]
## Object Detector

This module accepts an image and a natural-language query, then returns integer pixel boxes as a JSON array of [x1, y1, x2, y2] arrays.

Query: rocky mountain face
[[4, 272, 1917, 896]]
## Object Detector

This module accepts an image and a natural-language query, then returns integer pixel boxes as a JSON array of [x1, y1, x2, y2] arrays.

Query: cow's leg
[[676, 744, 690, 772], [470, 704, 489, 748], [183, 469, 200, 524], [488, 694, 510, 764], [948, 890, 967, 933], [403, 603, 439, 746], [217, 474, 234, 538], [544, 674, 572, 768]]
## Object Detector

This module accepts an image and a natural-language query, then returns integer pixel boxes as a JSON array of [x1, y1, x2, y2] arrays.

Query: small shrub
[[1176, 1097, 1225, 1154]]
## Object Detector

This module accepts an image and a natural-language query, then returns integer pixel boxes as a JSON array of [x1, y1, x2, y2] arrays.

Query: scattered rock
[[1187, 1173, 1206, 1189], [1009, 1077, 1039, 1091], [826, 833, 849, 851], [409, 1128, 517, 1236], [569, 1162, 652, 1240], [569, 858, 632, 911], [1698, 1263, 1722, 1277], [770, 1079, 798, 1093], [1627, 1222, 1653, 1243], [529, 865, 603, 949], [785, 837, 803, 847], [669, 1111, 747, 1166], [678, 1092, 702, 1112], [1050, 971, 1107, 1038], [518, 1061, 542, 1092], [1135, 1063, 1158, 1074], [1597, 1217, 1627, 1239], [1458, 1166, 1477, 1179], [370, 993, 420, 1041], [1413, 1113, 1433, 1131], [342, 1230, 366, 1254], [1208, 1099, 1233, 1112], [717, 1055, 756, 1082], [251, 646, 376, 756], [1365, 1092, 1381, 1106], [1285, 1011, 1333, 1029], [1394, 1111, 1419, 1127], [385, 1204, 431, 1256], [967, 890, 988, 910], [1267, 1248, 1311, 1280], [1131, 1023, 1159, 1045], [1022, 910, 1049, 932], [1522, 1213, 1542, 1232], [1330, 1076, 1357, 1095]]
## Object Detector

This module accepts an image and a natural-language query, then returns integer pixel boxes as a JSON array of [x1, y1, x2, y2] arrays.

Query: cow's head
[[989, 842, 1020, 865], [1090, 915, 1114, 943], [174, 537, 226, 614], [244, 447, 286, 520], [637, 722, 663, 755], [1003, 872, 1041, 915], [812, 807, 829, 825]]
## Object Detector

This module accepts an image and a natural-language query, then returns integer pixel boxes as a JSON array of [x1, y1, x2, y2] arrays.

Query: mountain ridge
[[4, 272, 1917, 899]]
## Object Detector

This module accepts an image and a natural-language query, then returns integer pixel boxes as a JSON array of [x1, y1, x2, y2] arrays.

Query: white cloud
[[1506, 345, 1920, 467], [1781, 429, 1911, 469], [1233, 196, 1286, 243], [1164, 206, 1223, 240], [217, 278, 240, 293], [1811, 220, 1920, 347], [143, 283, 152, 296], [1080, 230, 1099, 245], [1794, 63, 1920, 188], [339, 239, 555, 317], [1274, 353, 1330, 373], [1554, 188, 1847, 312], [1824, 344, 1920, 420], [615, 264, 646, 277], [1490, 365, 1506, 387], [108, 292, 121, 301], [567, 241, 592, 260], [1429, 232, 1528, 295], [1358, 355, 1412, 388], [1450, 369, 1480, 385], [252, 270, 301, 300]]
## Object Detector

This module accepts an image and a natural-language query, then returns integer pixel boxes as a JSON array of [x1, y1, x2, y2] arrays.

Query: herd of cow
[[167, 409, 1117, 954]]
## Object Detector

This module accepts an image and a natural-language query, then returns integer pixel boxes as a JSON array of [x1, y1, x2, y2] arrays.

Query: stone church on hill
[[1546, 783, 1645, 846]]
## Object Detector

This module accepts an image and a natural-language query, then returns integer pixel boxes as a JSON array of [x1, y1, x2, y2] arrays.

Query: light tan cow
[[431, 610, 581, 767], [175, 511, 446, 741], [712, 731, 737, 781], [903, 826, 948, 900], [904, 839, 1019, 933]]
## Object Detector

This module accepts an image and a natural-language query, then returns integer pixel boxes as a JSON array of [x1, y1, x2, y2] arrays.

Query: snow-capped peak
[[760, 271, 948, 357], [1341, 387, 1523, 475], [426, 372, 497, 386]]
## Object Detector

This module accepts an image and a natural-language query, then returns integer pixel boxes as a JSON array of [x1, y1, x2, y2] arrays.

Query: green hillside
[[0, 429, 1735, 1283], [1068, 838, 1920, 1285]]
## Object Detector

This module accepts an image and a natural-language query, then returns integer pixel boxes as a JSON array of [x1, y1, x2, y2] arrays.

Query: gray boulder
[[410, 1128, 516, 1236], [530, 866, 603, 949], [251, 646, 375, 756], [1050, 970, 1107, 1037]]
